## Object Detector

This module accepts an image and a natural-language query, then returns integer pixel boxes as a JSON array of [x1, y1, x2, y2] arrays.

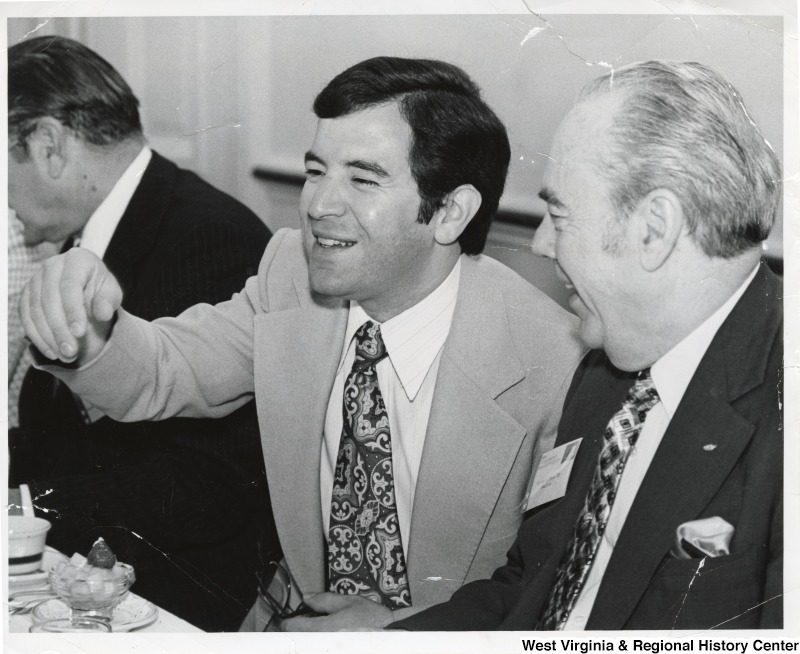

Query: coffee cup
[[8, 516, 52, 574]]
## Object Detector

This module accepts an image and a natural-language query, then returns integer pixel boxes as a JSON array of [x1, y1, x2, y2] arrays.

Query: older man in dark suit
[[7, 35, 276, 630], [393, 60, 783, 630]]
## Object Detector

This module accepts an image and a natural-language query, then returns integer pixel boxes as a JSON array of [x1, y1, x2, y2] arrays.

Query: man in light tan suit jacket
[[22, 57, 584, 630]]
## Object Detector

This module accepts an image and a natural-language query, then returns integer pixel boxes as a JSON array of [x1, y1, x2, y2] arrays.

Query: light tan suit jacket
[[50, 228, 584, 624]]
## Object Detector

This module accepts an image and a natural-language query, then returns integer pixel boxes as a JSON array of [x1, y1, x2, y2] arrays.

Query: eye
[[547, 208, 567, 231], [304, 167, 324, 181], [352, 177, 379, 187]]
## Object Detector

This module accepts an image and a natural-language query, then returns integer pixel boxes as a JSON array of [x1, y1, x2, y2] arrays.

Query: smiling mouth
[[554, 264, 574, 291], [315, 236, 356, 248]]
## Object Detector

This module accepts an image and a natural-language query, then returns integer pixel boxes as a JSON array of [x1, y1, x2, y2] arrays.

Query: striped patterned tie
[[538, 370, 660, 630]]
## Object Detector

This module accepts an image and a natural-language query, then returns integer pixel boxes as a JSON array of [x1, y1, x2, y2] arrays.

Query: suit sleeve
[[39, 229, 294, 421], [26, 221, 277, 546]]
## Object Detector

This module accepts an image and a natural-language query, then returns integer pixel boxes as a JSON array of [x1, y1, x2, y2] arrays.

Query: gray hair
[[578, 60, 781, 258]]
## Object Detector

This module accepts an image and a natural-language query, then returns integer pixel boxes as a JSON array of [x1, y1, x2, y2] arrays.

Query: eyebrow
[[347, 159, 390, 178], [538, 187, 565, 209], [303, 152, 390, 179], [304, 151, 323, 166]]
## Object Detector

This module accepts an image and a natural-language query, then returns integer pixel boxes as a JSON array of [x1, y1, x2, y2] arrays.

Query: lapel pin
[[703, 444, 717, 451]]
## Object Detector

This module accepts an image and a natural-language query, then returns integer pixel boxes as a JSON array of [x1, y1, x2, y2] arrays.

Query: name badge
[[525, 438, 582, 511]]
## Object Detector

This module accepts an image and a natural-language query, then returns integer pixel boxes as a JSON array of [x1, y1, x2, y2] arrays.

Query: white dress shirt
[[79, 146, 151, 258], [564, 265, 760, 630], [321, 258, 462, 554]]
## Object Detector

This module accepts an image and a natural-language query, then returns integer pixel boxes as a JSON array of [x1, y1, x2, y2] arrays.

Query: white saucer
[[8, 547, 67, 593], [32, 594, 158, 632]]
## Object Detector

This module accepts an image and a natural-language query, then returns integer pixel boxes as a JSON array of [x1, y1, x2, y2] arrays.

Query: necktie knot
[[626, 369, 660, 414], [353, 321, 388, 369]]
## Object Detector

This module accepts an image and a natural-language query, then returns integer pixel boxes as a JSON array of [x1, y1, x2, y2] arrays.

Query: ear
[[432, 184, 482, 246], [633, 188, 684, 271], [27, 117, 69, 179]]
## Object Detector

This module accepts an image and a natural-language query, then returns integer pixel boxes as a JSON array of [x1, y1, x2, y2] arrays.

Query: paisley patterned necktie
[[538, 370, 660, 630], [327, 321, 412, 608]]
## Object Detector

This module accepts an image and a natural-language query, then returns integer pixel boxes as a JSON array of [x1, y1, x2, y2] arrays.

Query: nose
[[531, 212, 556, 259], [303, 176, 346, 221]]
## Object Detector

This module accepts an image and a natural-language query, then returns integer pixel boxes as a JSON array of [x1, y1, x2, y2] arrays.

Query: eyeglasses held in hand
[[255, 561, 323, 632]]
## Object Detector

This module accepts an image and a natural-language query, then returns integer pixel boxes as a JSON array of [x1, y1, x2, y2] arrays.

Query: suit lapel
[[587, 264, 781, 629], [553, 357, 635, 530], [103, 152, 176, 297], [253, 273, 347, 595], [407, 256, 527, 596]]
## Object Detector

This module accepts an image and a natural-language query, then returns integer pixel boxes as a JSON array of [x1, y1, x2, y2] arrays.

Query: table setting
[[7, 485, 200, 633]]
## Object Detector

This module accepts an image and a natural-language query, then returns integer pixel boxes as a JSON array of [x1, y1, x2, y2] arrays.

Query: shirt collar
[[79, 146, 152, 259], [651, 264, 760, 418], [338, 257, 462, 401]]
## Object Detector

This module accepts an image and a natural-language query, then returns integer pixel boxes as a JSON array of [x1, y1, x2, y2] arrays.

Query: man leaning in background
[[7, 35, 278, 630], [19, 56, 585, 630], [393, 60, 783, 631]]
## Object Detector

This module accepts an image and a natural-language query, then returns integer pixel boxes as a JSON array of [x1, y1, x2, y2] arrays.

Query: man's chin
[[308, 271, 350, 302], [577, 320, 604, 352], [18, 223, 57, 246], [22, 231, 45, 246]]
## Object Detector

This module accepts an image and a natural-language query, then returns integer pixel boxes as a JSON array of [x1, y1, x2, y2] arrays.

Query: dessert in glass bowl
[[48, 538, 135, 622]]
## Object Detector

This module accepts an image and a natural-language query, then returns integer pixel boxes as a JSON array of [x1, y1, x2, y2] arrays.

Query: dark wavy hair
[[8, 35, 142, 155], [313, 57, 510, 255]]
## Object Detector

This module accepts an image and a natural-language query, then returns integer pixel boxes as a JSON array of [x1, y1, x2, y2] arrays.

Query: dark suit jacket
[[394, 262, 783, 630], [10, 151, 280, 631]]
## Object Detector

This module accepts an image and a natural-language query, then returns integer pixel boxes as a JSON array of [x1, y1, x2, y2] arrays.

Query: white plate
[[31, 594, 158, 632], [8, 547, 67, 593]]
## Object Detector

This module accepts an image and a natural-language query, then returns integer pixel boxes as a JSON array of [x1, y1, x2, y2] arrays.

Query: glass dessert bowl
[[48, 539, 135, 622]]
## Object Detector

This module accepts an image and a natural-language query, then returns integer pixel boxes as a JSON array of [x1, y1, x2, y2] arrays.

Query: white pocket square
[[670, 516, 734, 559]]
